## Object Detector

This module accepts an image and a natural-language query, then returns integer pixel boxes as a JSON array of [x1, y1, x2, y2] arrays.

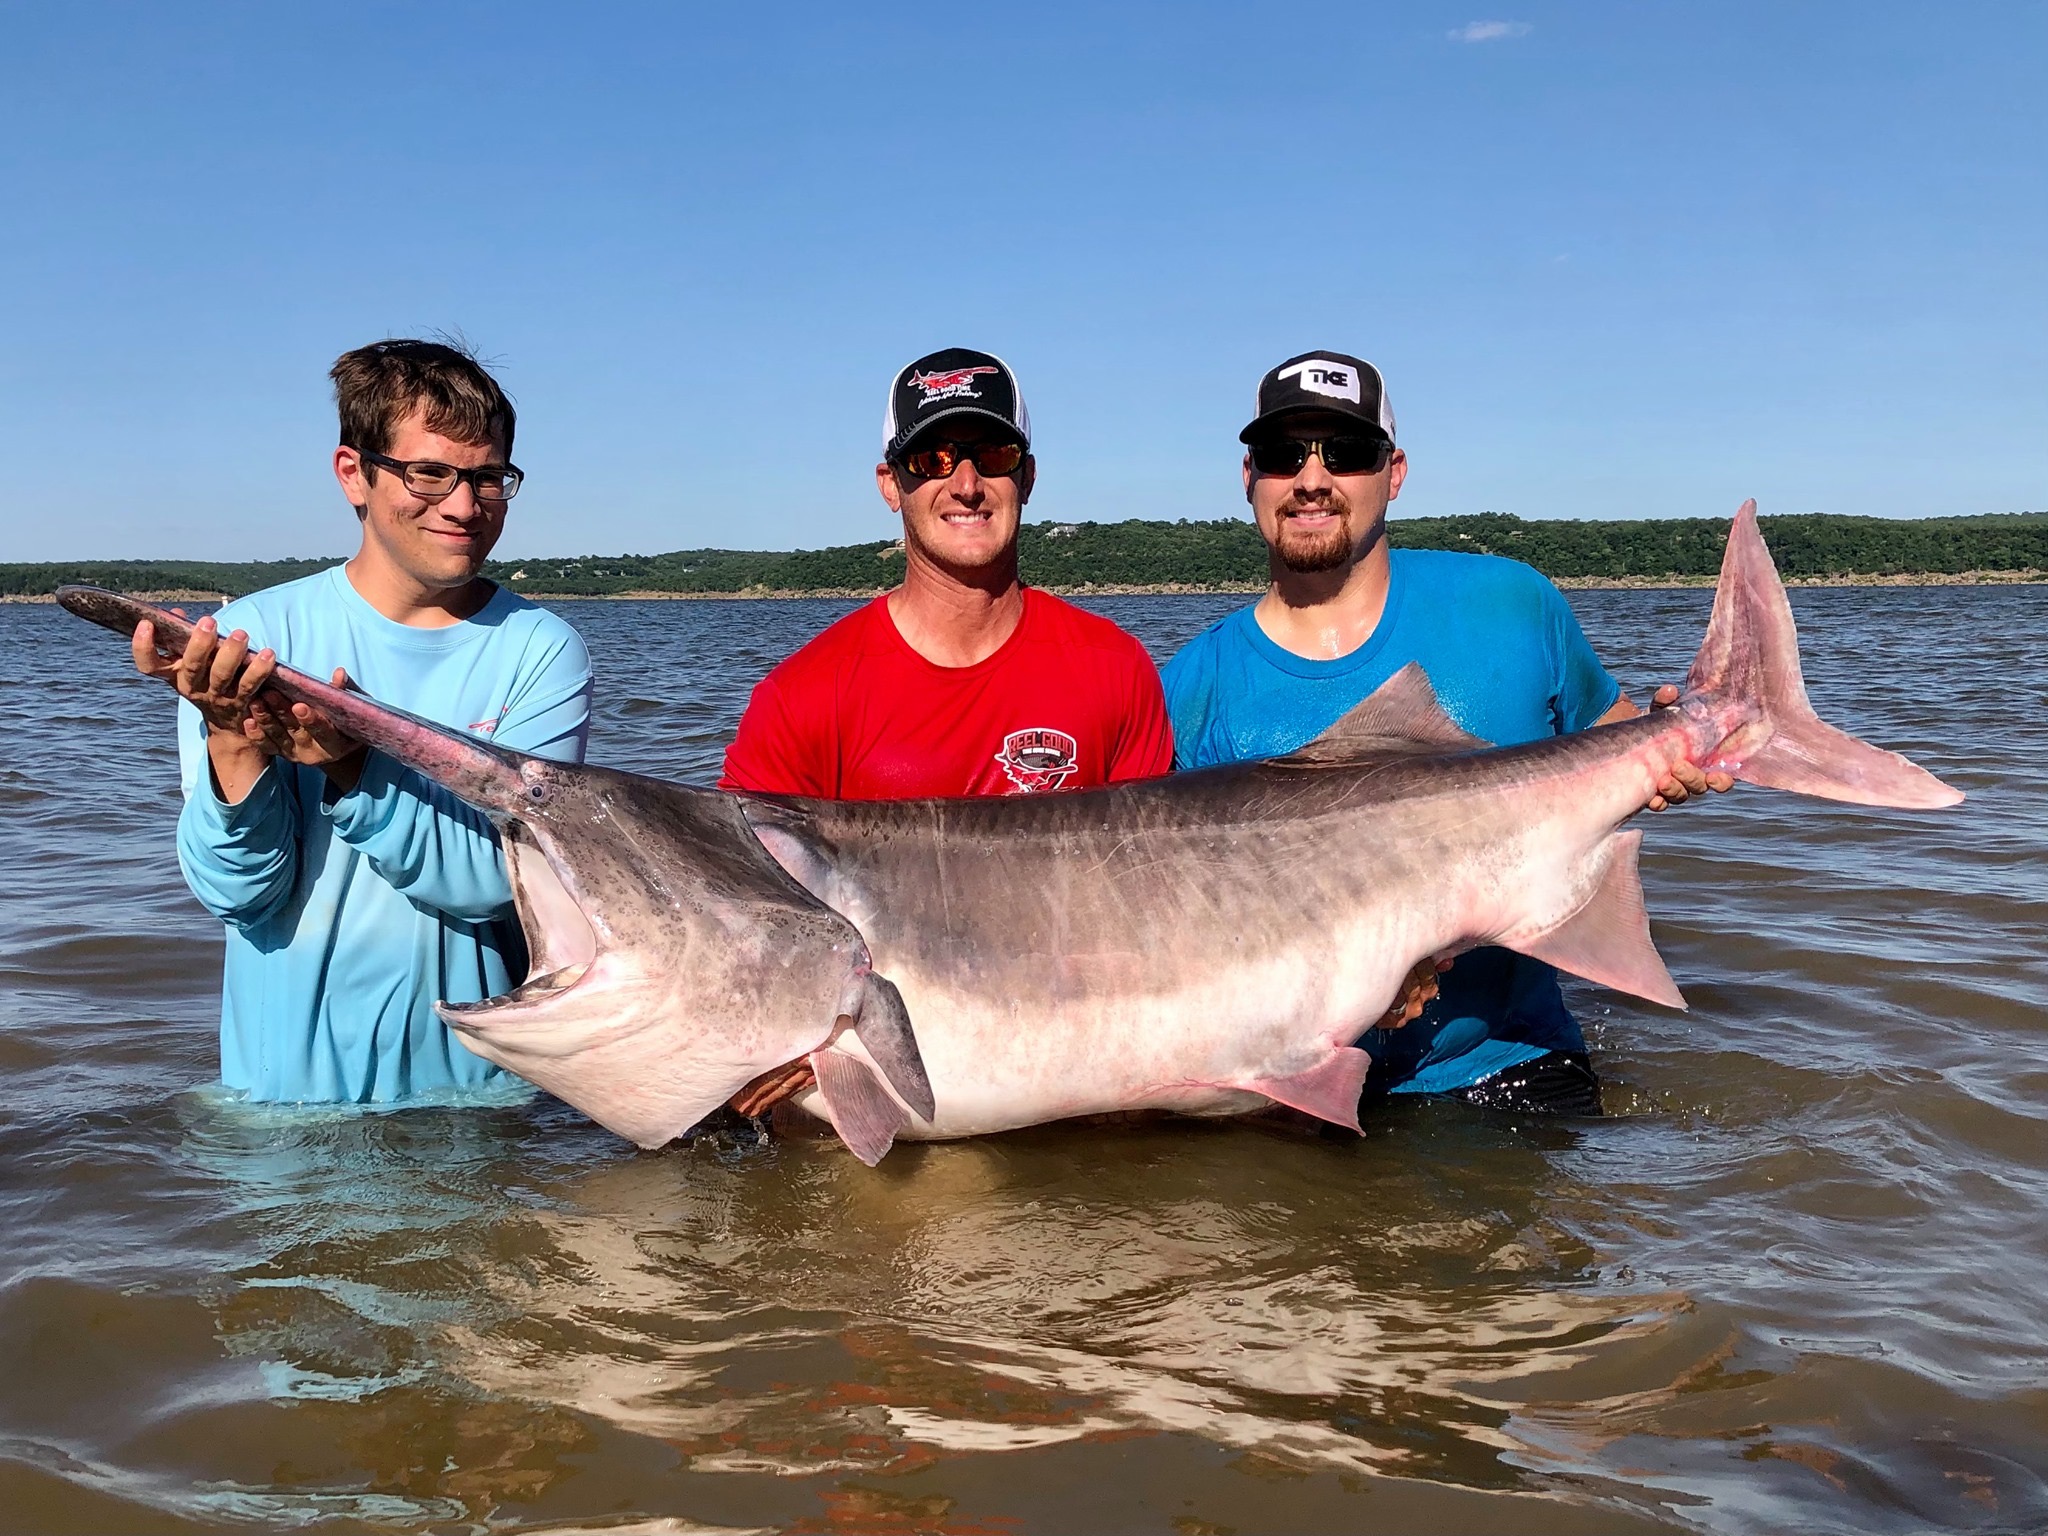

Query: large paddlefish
[[63, 503, 1959, 1162]]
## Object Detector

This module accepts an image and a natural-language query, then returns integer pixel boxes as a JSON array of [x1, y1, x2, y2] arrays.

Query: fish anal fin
[[1514, 830, 1688, 1009], [852, 972, 934, 1121], [1278, 663, 1492, 765], [811, 1048, 910, 1166], [1244, 1045, 1373, 1133]]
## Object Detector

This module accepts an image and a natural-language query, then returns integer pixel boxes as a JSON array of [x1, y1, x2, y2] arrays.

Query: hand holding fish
[[243, 673, 367, 794], [131, 612, 366, 797], [1379, 954, 1452, 1030], [730, 1058, 817, 1118], [131, 611, 269, 733], [132, 612, 283, 802], [1643, 684, 1737, 809]]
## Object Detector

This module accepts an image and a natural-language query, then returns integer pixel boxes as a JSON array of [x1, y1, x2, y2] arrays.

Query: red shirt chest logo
[[994, 727, 1080, 792]]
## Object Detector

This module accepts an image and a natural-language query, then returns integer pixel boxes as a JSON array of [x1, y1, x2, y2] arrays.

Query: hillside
[[5, 510, 2043, 598]]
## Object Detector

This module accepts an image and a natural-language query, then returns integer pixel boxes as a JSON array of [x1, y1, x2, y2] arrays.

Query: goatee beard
[[1274, 497, 1354, 574]]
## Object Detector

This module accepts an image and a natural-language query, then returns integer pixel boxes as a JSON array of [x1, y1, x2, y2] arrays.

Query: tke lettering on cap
[[1241, 350, 1396, 444]]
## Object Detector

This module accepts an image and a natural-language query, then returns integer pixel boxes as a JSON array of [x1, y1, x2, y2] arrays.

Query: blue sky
[[2, 2, 2042, 562]]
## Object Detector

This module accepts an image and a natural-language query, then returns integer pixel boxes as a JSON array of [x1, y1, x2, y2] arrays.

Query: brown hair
[[329, 338, 516, 458]]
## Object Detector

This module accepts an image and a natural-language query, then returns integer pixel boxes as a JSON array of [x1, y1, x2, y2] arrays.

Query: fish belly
[[802, 920, 1426, 1140]]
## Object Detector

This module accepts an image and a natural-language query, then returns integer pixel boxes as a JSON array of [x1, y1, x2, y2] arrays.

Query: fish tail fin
[[1686, 501, 1962, 809]]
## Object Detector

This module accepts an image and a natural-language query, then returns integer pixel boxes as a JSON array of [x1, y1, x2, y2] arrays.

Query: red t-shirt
[[719, 588, 1173, 799]]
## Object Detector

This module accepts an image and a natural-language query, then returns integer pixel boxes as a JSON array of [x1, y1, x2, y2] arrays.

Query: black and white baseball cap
[[882, 347, 1032, 461], [1239, 351, 1395, 444]]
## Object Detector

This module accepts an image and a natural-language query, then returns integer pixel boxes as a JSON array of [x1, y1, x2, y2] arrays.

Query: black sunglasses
[[1247, 435, 1392, 478], [359, 449, 524, 502], [894, 440, 1026, 480]]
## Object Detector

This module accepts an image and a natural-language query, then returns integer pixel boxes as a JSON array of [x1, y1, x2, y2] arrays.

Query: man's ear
[[334, 445, 371, 517], [875, 461, 905, 514], [1242, 453, 1254, 504], [1018, 454, 1036, 506], [1385, 447, 1408, 504]]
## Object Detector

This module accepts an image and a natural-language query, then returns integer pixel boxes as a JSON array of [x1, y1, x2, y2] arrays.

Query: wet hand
[[133, 613, 279, 740], [246, 668, 367, 791], [730, 1058, 817, 1118], [1645, 683, 1736, 810], [1378, 955, 1451, 1030]]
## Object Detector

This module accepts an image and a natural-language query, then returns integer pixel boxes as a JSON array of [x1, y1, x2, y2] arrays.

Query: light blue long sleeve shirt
[[175, 566, 592, 1104]]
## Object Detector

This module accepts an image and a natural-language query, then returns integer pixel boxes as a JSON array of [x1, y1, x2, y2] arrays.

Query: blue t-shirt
[[1161, 548, 1621, 1093], [175, 566, 592, 1104]]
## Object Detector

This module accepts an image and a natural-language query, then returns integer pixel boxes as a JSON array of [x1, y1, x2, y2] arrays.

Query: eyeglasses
[[358, 449, 524, 501], [894, 440, 1026, 480], [1247, 435, 1392, 477]]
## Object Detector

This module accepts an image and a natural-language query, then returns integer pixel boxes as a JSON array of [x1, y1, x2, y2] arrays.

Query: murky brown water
[[2, 587, 2043, 1535]]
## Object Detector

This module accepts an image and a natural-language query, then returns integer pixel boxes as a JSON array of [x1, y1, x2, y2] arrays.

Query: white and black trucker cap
[[882, 347, 1032, 460], [1240, 351, 1395, 444]]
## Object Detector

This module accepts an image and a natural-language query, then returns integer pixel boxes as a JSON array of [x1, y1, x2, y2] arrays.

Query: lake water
[[2, 586, 2044, 1535]]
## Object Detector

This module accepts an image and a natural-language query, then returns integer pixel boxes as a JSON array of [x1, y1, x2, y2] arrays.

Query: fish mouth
[[442, 819, 601, 1022], [444, 960, 593, 1016]]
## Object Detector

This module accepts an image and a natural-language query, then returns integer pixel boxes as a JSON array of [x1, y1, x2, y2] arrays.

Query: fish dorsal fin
[[1277, 663, 1492, 765]]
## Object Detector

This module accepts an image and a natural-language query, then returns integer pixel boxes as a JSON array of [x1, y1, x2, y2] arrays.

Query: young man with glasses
[[1161, 351, 1727, 1116], [720, 346, 1173, 1115], [130, 338, 591, 1104]]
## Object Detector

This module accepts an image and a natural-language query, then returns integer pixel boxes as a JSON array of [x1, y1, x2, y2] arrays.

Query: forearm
[[206, 723, 275, 804], [176, 766, 300, 926], [323, 752, 513, 921], [1595, 693, 1642, 726], [319, 649, 590, 920]]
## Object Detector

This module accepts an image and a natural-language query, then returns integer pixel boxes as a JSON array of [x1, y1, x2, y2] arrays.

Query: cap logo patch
[[994, 727, 1078, 793], [910, 365, 999, 405], [1277, 359, 1361, 404]]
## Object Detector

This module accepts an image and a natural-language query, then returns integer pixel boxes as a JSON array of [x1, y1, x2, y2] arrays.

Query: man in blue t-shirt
[[1162, 351, 1726, 1114], [129, 339, 591, 1104]]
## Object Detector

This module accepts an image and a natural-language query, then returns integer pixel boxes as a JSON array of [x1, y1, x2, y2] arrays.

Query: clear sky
[[2, 2, 2042, 562]]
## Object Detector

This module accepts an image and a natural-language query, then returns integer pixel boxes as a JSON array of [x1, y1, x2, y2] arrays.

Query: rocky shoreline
[[6, 569, 2042, 605]]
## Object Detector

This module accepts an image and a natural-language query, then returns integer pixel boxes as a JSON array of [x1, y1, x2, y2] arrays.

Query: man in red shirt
[[720, 347, 1174, 1115], [720, 347, 1173, 800], [723, 347, 1447, 1124]]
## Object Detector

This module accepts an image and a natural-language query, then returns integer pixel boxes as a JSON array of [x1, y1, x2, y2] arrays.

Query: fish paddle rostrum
[[63, 502, 1961, 1163]]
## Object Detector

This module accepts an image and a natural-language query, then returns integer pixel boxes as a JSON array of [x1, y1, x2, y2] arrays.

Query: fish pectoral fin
[[811, 1048, 910, 1166], [1513, 829, 1688, 1009], [851, 972, 935, 1121], [1243, 1046, 1373, 1133]]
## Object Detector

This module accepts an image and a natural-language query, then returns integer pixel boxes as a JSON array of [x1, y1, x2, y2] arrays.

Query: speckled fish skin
[[58, 503, 1961, 1162]]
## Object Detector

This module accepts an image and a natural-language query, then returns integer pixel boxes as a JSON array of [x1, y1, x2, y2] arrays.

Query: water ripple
[[1, 589, 2044, 1533]]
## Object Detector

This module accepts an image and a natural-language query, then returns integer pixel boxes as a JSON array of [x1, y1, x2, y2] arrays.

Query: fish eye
[[526, 783, 549, 803]]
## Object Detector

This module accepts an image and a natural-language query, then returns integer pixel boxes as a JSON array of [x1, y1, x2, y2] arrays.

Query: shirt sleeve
[[1546, 583, 1623, 734], [494, 626, 594, 765], [322, 623, 593, 922], [719, 673, 835, 796], [1108, 635, 1175, 781], [174, 697, 304, 929]]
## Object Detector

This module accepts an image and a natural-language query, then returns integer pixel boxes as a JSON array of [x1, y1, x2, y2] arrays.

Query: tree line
[[6, 511, 2042, 598]]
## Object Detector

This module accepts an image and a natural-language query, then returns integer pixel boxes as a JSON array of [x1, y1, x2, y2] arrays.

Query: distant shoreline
[[8, 569, 2044, 605]]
